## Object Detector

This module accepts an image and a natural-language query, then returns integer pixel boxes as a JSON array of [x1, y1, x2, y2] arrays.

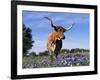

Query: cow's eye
[[60, 29, 62, 31]]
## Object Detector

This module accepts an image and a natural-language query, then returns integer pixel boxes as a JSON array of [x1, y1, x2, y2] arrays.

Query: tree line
[[28, 48, 89, 57]]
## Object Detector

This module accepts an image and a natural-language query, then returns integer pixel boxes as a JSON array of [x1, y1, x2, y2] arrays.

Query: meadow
[[22, 52, 89, 68]]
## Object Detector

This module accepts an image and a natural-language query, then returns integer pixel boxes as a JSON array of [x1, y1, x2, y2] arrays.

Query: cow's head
[[44, 17, 75, 40]]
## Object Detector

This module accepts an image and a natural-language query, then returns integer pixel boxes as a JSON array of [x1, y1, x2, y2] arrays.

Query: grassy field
[[22, 52, 90, 69]]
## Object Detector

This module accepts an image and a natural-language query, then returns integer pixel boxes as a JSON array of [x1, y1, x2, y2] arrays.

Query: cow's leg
[[54, 40, 62, 58], [51, 43, 56, 60], [48, 51, 56, 63], [48, 50, 53, 62], [47, 42, 56, 62], [54, 50, 59, 58]]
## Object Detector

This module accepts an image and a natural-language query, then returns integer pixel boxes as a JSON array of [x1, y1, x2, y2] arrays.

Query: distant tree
[[29, 52, 37, 56], [70, 48, 75, 53], [82, 49, 89, 52], [23, 24, 34, 56], [61, 49, 70, 54], [70, 48, 89, 53], [39, 50, 49, 56]]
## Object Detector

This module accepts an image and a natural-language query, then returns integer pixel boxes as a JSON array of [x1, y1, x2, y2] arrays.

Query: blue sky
[[22, 11, 90, 54]]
